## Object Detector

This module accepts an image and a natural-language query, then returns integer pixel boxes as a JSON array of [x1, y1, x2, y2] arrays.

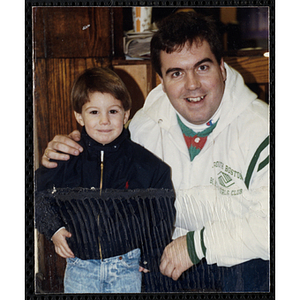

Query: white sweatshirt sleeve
[[177, 183, 269, 267]]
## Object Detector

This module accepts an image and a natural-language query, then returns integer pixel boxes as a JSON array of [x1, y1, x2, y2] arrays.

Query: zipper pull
[[100, 150, 104, 195], [99, 150, 104, 260]]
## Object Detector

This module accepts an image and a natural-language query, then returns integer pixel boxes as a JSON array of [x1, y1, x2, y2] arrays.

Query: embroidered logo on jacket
[[210, 161, 244, 196], [217, 171, 235, 188]]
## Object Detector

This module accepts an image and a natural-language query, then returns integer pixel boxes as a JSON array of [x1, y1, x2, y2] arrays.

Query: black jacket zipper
[[98, 150, 104, 260]]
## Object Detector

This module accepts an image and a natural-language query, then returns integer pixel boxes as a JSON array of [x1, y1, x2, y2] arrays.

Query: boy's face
[[159, 40, 226, 125], [74, 92, 130, 145]]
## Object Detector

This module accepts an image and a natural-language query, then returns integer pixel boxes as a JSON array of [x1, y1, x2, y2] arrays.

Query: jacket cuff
[[50, 227, 66, 241], [186, 228, 206, 265], [141, 246, 164, 272]]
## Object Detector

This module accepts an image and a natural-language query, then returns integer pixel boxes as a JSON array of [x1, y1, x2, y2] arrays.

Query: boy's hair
[[71, 67, 132, 113], [151, 11, 224, 77]]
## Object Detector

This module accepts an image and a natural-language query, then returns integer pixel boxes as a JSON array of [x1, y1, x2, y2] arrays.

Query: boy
[[35, 67, 175, 293]]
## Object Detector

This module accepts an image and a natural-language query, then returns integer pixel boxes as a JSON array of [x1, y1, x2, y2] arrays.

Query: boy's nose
[[99, 114, 109, 125]]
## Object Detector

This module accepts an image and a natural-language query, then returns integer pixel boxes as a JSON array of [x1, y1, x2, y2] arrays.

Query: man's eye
[[172, 71, 182, 78], [198, 65, 208, 71]]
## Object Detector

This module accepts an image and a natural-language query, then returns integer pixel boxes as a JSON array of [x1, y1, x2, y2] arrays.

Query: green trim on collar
[[177, 115, 219, 161], [189, 145, 201, 161], [176, 115, 219, 137]]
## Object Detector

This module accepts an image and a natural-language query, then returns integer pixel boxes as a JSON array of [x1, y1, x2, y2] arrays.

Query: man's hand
[[42, 130, 83, 168], [52, 228, 75, 259], [159, 235, 194, 280]]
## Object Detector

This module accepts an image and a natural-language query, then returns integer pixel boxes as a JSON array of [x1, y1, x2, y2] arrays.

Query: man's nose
[[185, 72, 200, 90]]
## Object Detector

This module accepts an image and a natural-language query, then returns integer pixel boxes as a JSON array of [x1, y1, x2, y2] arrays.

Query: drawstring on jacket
[[158, 119, 164, 161]]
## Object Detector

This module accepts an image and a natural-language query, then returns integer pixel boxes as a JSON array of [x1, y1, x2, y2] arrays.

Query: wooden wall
[[224, 54, 269, 103]]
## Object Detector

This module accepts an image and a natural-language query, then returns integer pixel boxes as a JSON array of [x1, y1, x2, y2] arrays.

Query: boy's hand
[[139, 266, 150, 273], [52, 228, 75, 259], [42, 130, 83, 168]]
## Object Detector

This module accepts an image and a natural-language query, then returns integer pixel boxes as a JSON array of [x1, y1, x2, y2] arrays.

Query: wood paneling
[[224, 56, 269, 102], [33, 7, 112, 58], [113, 60, 156, 119], [224, 56, 269, 84]]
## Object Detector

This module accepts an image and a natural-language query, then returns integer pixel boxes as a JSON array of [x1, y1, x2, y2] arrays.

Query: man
[[41, 12, 270, 292]]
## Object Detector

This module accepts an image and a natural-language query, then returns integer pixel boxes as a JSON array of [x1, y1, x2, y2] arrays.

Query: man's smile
[[185, 95, 206, 103]]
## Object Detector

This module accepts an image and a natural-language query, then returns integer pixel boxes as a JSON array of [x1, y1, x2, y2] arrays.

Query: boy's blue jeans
[[64, 248, 141, 293]]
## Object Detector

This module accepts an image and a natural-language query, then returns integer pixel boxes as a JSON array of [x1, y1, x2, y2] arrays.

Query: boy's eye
[[90, 110, 98, 115], [109, 109, 118, 114]]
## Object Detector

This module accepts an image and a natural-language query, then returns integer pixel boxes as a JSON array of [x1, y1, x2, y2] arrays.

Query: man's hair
[[151, 11, 224, 77], [71, 67, 132, 113]]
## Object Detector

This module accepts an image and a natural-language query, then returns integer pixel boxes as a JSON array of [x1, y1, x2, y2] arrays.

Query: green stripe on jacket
[[244, 136, 269, 189]]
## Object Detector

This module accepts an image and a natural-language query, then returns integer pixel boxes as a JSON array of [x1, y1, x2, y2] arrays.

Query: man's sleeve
[[204, 186, 269, 266], [185, 188, 269, 267], [177, 181, 269, 267]]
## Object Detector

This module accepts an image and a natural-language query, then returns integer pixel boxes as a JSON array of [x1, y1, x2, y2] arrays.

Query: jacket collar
[[80, 126, 129, 156]]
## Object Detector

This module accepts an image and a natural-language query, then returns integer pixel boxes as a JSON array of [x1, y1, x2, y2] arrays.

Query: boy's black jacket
[[35, 127, 175, 272]]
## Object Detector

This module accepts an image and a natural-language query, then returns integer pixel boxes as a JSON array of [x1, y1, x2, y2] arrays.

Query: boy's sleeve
[[35, 164, 66, 240], [35, 162, 64, 191], [152, 160, 174, 190], [138, 162, 175, 270], [139, 189, 176, 272], [35, 190, 66, 240]]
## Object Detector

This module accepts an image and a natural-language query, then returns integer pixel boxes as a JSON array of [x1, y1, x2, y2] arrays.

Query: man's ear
[[159, 75, 166, 93], [220, 58, 227, 82], [123, 110, 131, 125], [74, 111, 84, 126]]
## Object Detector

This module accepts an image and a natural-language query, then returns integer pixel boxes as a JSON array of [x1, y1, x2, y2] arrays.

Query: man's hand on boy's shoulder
[[42, 130, 83, 168]]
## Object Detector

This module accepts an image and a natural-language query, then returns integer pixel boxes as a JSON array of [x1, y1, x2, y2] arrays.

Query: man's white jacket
[[129, 63, 270, 267]]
